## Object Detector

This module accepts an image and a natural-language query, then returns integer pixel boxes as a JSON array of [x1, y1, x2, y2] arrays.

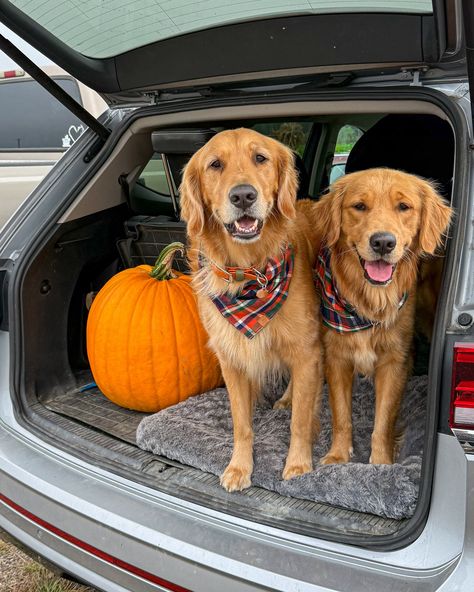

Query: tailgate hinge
[[144, 91, 162, 105], [401, 66, 429, 86]]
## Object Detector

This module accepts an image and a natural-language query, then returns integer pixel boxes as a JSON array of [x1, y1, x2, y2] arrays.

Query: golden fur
[[304, 168, 453, 464], [180, 128, 324, 491]]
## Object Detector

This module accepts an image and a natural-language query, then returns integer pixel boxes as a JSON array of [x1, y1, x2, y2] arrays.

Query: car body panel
[[0, 4, 472, 586], [0, 83, 470, 590], [0, 1, 461, 101], [0, 325, 469, 590], [0, 66, 107, 229], [0, 159, 55, 227]]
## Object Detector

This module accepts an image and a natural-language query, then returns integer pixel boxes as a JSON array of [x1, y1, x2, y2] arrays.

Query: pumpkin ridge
[[125, 276, 153, 406], [108, 274, 150, 398], [89, 273, 140, 396], [99, 276, 131, 398], [180, 281, 205, 396], [87, 258, 222, 412], [150, 279, 161, 410], [165, 280, 183, 402]]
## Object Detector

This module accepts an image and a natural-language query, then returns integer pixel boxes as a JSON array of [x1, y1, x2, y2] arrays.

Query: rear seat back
[[345, 114, 455, 198]]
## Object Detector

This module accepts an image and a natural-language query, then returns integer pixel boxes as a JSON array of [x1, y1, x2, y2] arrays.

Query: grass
[[335, 142, 355, 153], [0, 536, 95, 592]]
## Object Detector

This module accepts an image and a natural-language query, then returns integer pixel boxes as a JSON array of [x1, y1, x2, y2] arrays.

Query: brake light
[[450, 345, 474, 429], [0, 69, 24, 79]]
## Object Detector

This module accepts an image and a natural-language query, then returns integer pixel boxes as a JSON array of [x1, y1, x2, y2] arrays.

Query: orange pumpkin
[[86, 242, 222, 412]]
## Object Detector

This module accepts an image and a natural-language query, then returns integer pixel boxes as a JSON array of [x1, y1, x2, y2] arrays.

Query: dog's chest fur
[[323, 296, 415, 377], [195, 249, 319, 384], [198, 298, 283, 380]]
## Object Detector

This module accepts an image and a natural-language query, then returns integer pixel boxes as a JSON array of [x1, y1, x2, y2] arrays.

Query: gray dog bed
[[137, 375, 427, 519]]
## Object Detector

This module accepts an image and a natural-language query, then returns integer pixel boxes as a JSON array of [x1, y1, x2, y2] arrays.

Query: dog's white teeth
[[234, 219, 258, 234]]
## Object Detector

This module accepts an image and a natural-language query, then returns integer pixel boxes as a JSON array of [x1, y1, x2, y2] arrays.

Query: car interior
[[17, 104, 455, 545]]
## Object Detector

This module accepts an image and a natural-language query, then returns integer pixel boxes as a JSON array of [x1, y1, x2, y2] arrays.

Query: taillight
[[450, 344, 474, 429], [0, 69, 24, 79]]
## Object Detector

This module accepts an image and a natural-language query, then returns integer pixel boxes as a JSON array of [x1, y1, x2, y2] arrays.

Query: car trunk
[[8, 87, 461, 549], [0, 0, 469, 551]]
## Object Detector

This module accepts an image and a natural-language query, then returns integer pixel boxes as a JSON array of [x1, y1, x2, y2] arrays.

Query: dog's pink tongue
[[236, 216, 256, 229], [364, 260, 393, 282]]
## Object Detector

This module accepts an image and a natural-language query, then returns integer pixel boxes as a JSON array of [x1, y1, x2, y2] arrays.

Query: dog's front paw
[[220, 464, 252, 492], [320, 447, 353, 465], [282, 460, 312, 480]]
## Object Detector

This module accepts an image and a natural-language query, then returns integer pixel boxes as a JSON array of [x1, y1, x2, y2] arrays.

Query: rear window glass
[[138, 121, 315, 203], [138, 155, 170, 196], [8, 0, 433, 58], [252, 121, 313, 157], [0, 78, 86, 150], [330, 124, 363, 183]]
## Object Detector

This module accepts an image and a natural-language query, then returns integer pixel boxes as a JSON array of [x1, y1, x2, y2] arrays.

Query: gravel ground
[[0, 533, 96, 592]]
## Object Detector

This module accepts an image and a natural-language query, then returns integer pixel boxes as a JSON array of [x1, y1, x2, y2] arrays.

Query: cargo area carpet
[[137, 375, 427, 519]]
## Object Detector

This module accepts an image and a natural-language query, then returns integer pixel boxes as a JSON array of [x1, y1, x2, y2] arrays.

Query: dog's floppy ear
[[180, 155, 204, 237], [316, 176, 347, 247], [276, 144, 298, 220], [417, 178, 453, 254]]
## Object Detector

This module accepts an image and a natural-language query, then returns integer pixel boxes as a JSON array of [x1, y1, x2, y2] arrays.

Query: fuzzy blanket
[[137, 375, 427, 519]]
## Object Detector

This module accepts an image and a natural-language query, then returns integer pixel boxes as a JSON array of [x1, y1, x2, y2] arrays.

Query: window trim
[[0, 75, 85, 152]]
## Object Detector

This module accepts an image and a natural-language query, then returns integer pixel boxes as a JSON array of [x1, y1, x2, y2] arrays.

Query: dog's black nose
[[229, 184, 257, 210], [369, 232, 397, 255]]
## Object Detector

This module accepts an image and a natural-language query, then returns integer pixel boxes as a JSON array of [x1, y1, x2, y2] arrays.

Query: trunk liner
[[40, 384, 410, 538], [43, 386, 146, 444]]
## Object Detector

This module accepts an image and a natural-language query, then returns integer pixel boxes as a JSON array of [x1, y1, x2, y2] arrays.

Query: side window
[[137, 155, 171, 197], [329, 125, 363, 184], [137, 121, 315, 205], [252, 122, 313, 156], [252, 121, 313, 157], [0, 78, 87, 150]]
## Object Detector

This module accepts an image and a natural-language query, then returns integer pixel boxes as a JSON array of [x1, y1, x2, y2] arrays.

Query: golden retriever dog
[[306, 168, 452, 465], [180, 128, 323, 491]]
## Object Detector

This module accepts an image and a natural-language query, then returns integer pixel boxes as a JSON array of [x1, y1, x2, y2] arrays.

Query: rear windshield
[[0, 77, 86, 151], [8, 0, 433, 59]]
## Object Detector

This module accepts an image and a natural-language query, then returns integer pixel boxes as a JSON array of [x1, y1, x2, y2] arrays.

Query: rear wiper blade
[[194, 72, 355, 96], [296, 72, 355, 89]]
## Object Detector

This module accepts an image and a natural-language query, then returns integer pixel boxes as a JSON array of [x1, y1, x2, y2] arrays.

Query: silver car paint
[[0, 82, 473, 591]]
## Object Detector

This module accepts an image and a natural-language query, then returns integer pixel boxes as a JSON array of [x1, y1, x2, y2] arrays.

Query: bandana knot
[[314, 247, 408, 333], [203, 244, 294, 339]]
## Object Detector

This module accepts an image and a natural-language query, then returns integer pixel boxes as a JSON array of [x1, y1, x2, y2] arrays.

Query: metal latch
[[144, 91, 162, 105], [401, 66, 429, 86]]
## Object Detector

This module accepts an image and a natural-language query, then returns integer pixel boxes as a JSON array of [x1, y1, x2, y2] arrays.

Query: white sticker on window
[[62, 124, 86, 149]]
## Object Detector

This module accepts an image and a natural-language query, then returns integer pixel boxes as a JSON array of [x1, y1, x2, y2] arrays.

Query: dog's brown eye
[[353, 202, 367, 211], [255, 154, 267, 164], [398, 202, 410, 211], [210, 159, 222, 169]]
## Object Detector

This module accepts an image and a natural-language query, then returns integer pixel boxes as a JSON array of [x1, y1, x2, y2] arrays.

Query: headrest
[[345, 114, 454, 198], [151, 127, 311, 199], [151, 128, 216, 153]]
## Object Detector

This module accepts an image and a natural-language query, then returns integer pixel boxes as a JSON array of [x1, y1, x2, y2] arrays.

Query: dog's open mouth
[[224, 216, 263, 240], [359, 257, 396, 285]]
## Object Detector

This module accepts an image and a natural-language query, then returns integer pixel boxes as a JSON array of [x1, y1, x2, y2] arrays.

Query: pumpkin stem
[[149, 242, 186, 280]]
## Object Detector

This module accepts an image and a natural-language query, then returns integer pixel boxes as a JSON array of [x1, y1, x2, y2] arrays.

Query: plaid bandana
[[314, 247, 408, 333], [204, 244, 294, 339]]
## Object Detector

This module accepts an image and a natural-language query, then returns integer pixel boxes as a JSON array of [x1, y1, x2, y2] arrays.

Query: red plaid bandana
[[204, 244, 294, 339], [314, 247, 408, 333]]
